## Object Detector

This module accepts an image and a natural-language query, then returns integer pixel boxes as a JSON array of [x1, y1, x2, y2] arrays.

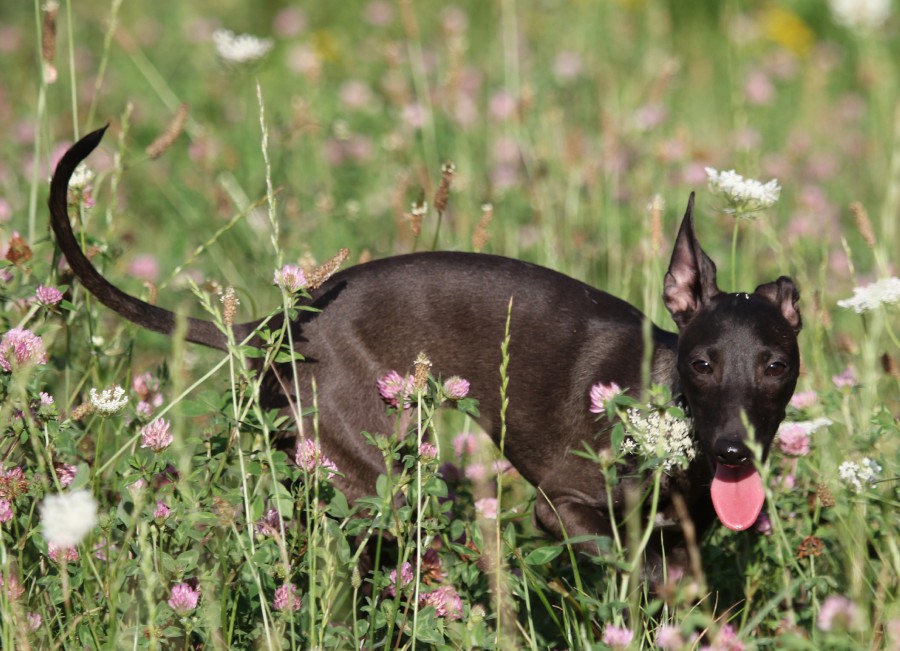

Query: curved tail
[[49, 126, 230, 350]]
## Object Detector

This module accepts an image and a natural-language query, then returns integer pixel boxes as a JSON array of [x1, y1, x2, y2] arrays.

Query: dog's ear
[[754, 276, 802, 332], [663, 193, 720, 329]]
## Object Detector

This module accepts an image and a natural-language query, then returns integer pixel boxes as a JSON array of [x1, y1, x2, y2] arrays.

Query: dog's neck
[[650, 328, 681, 400]]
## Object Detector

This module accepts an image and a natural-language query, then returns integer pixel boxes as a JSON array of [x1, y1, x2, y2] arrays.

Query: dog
[[49, 126, 801, 576]]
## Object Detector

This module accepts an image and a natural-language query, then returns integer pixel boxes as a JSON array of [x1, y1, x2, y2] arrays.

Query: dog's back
[[276, 251, 676, 503]]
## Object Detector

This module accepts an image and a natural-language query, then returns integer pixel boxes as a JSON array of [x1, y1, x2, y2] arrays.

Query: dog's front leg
[[533, 481, 614, 555]]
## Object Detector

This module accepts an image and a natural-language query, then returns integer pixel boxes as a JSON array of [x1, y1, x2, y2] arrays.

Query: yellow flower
[[762, 7, 814, 56]]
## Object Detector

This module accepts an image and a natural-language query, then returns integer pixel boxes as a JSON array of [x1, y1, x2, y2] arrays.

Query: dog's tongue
[[711, 464, 765, 531]]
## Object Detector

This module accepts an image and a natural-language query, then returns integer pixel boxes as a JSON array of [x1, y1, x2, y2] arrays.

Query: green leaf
[[274, 348, 304, 363], [69, 463, 92, 490], [160, 551, 178, 574], [327, 490, 350, 518], [523, 545, 564, 565], [413, 609, 442, 644], [179, 398, 217, 417], [239, 344, 268, 358], [455, 397, 480, 417], [177, 548, 200, 572]]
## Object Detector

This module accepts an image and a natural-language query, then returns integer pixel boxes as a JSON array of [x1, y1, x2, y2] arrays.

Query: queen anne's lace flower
[[213, 29, 273, 64], [783, 417, 832, 434], [776, 417, 832, 456], [839, 457, 882, 493], [837, 277, 900, 313], [68, 163, 93, 189], [706, 167, 781, 216], [623, 408, 696, 472], [89, 385, 129, 415]]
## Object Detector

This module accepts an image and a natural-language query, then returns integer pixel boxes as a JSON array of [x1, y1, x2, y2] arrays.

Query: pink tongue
[[711, 464, 765, 531]]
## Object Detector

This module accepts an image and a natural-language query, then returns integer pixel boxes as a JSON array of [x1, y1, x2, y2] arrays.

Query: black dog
[[49, 127, 800, 574]]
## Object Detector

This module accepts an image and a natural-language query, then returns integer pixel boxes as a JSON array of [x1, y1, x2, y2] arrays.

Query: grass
[[1, 0, 899, 648]]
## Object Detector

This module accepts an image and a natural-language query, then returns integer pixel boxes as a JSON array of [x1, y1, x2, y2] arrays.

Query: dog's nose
[[713, 440, 751, 467]]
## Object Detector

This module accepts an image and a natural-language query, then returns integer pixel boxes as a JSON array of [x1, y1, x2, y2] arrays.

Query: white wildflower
[[829, 0, 892, 31], [837, 277, 900, 313], [838, 457, 882, 493], [212, 29, 273, 64], [623, 408, 696, 472], [777, 417, 833, 436], [89, 385, 129, 415], [706, 167, 781, 216], [68, 163, 94, 189], [40, 489, 98, 547]]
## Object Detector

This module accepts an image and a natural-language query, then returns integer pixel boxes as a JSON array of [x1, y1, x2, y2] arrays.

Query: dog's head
[[663, 193, 801, 531]]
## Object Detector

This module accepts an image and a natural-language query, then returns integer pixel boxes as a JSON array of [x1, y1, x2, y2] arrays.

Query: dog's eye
[[765, 361, 788, 377], [691, 360, 713, 375]]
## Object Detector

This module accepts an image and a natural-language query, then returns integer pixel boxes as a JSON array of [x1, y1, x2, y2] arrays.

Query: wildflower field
[[1, 1, 899, 649]]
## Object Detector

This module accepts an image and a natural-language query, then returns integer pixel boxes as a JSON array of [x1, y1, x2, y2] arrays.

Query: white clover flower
[[837, 277, 900, 313], [838, 457, 882, 493], [829, 0, 892, 31], [68, 163, 94, 189], [706, 167, 781, 216], [40, 489, 98, 547], [89, 385, 129, 415], [623, 408, 696, 472], [213, 29, 273, 64]]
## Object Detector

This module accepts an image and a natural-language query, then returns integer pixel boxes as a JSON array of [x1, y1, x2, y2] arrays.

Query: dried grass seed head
[[414, 352, 432, 391], [434, 162, 456, 214], [146, 103, 189, 160], [306, 247, 349, 290]]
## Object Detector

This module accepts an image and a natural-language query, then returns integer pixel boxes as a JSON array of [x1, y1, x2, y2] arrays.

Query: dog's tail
[[49, 126, 231, 350]]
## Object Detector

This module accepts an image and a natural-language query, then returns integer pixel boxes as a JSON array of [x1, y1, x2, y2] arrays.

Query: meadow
[[1, 0, 899, 648]]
